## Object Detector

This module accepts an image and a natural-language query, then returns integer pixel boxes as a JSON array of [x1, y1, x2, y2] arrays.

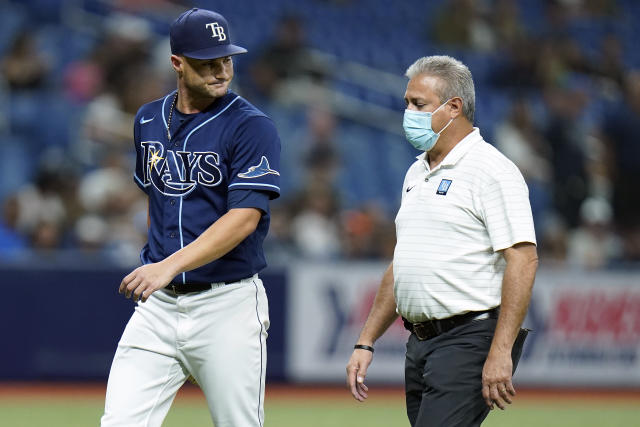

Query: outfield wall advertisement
[[516, 270, 640, 386], [288, 262, 409, 383], [287, 263, 640, 386]]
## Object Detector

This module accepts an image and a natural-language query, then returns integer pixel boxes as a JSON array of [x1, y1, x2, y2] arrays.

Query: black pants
[[404, 318, 528, 427]]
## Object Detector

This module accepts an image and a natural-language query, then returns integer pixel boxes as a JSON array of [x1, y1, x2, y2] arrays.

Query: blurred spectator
[[281, 106, 340, 195], [63, 14, 157, 105], [249, 15, 327, 100], [538, 213, 570, 265], [543, 81, 591, 229], [291, 182, 341, 259], [564, 0, 618, 18], [99, 13, 154, 92], [431, 0, 495, 51], [0, 196, 27, 255], [80, 90, 133, 153], [492, 37, 545, 90], [73, 14, 164, 164], [567, 197, 622, 269], [76, 63, 165, 165], [341, 203, 395, 260], [490, 0, 527, 49], [601, 70, 640, 261], [14, 168, 68, 237], [591, 33, 625, 89], [74, 214, 110, 252], [493, 31, 589, 91], [77, 153, 135, 216], [494, 98, 553, 234], [263, 201, 297, 262], [0, 31, 50, 91], [536, 38, 578, 88], [544, 0, 572, 36], [63, 47, 106, 104], [303, 107, 340, 188], [341, 207, 376, 259], [30, 219, 63, 250], [75, 152, 146, 263]]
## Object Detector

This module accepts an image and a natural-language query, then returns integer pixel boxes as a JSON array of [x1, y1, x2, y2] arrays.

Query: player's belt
[[166, 283, 215, 295], [402, 307, 500, 341], [165, 275, 256, 295]]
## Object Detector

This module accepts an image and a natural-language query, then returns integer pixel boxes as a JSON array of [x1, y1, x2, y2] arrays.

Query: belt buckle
[[169, 284, 180, 295], [413, 320, 438, 341]]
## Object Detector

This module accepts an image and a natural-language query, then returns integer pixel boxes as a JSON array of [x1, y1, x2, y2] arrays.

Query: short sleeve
[[227, 189, 270, 214], [228, 116, 281, 199], [479, 169, 537, 251], [133, 112, 150, 195]]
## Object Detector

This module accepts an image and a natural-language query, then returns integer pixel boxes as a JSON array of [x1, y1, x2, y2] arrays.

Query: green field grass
[[1, 390, 638, 426]]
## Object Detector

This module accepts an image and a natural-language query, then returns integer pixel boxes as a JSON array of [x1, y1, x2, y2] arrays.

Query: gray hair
[[405, 55, 475, 123]]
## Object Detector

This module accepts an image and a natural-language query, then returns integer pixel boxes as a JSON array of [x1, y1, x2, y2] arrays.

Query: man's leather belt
[[403, 307, 500, 341], [165, 275, 255, 295], [166, 283, 214, 295]]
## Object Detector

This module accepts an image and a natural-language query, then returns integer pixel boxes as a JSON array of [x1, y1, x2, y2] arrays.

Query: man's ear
[[170, 54, 183, 75], [449, 97, 464, 118]]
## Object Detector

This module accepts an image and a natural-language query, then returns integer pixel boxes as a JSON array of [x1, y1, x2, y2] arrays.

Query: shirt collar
[[416, 128, 483, 167], [165, 90, 237, 117]]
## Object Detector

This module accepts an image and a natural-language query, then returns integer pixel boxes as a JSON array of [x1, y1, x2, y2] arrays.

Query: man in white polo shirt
[[346, 55, 538, 426]]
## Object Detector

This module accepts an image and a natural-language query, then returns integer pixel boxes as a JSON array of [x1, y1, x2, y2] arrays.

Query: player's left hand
[[119, 261, 175, 303], [481, 349, 515, 410]]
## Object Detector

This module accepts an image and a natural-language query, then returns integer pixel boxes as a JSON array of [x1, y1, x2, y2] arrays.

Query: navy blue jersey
[[133, 90, 281, 284]]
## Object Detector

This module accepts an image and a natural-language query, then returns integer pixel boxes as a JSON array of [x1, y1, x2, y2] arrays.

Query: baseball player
[[101, 8, 280, 427]]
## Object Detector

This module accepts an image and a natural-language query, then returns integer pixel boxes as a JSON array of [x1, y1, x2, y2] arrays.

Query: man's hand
[[481, 349, 515, 410], [119, 261, 176, 303], [346, 349, 373, 402]]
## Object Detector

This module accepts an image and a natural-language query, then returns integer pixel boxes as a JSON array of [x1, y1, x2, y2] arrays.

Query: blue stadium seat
[[0, 136, 33, 201], [0, 2, 26, 57]]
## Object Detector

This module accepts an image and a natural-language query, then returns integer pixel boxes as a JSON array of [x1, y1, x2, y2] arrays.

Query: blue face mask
[[403, 100, 454, 151]]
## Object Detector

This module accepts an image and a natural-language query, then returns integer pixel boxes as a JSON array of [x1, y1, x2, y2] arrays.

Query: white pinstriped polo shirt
[[393, 128, 536, 322]]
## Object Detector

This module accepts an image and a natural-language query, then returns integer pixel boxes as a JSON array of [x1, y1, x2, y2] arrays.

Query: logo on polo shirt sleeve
[[436, 179, 452, 195]]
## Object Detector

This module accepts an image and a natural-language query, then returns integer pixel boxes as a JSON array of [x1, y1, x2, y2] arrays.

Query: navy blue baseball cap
[[170, 8, 247, 59]]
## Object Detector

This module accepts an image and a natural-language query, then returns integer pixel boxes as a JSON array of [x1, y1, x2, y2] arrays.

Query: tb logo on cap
[[205, 22, 226, 41]]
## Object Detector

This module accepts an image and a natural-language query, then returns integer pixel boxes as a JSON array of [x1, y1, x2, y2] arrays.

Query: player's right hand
[[119, 261, 176, 303], [346, 349, 373, 402]]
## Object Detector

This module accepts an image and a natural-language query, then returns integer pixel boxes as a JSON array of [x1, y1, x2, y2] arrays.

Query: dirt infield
[[1, 382, 639, 404]]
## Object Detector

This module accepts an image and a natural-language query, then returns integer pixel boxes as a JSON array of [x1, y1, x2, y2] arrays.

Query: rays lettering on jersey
[[140, 141, 222, 196]]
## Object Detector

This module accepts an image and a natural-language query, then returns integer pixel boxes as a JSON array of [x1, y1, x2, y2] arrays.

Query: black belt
[[165, 283, 214, 295], [403, 307, 499, 341], [165, 276, 251, 295]]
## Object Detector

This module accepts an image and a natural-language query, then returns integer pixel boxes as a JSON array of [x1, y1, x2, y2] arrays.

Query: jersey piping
[[229, 182, 280, 191], [176, 95, 240, 283]]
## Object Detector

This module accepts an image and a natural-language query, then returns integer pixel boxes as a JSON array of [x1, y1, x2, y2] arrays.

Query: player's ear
[[170, 54, 184, 75]]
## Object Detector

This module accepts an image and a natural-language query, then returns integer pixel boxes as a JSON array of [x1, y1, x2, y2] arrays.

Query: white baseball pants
[[101, 275, 269, 427]]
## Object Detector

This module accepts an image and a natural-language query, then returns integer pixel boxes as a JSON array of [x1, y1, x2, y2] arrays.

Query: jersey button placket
[[170, 232, 176, 238]]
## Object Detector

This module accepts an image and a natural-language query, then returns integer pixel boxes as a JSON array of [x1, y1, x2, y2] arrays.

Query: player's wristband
[[354, 344, 374, 353]]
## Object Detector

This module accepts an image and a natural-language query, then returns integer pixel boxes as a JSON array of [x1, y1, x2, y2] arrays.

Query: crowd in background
[[0, 0, 639, 270]]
